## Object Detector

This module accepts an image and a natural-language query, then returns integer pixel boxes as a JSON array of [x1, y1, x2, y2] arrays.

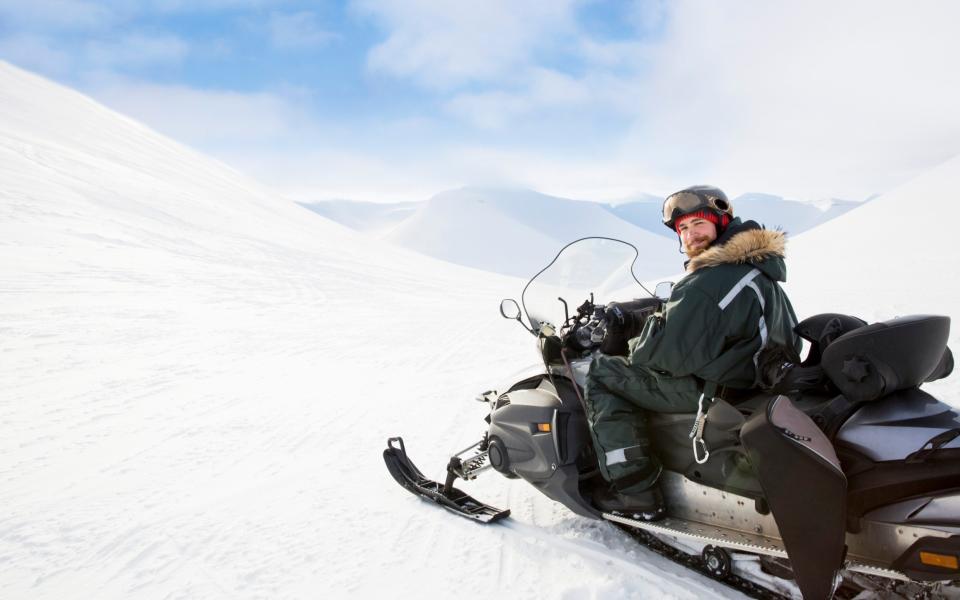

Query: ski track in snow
[[2, 62, 959, 599]]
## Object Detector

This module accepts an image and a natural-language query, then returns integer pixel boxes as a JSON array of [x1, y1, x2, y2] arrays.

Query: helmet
[[662, 185, 733, 231]]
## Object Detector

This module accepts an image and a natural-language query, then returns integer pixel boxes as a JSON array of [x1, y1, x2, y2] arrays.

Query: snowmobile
[[384, 237, 960, 599]]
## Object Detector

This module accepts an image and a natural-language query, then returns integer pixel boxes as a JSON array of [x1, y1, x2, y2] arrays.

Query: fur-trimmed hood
[[686, 224, 788, 279]]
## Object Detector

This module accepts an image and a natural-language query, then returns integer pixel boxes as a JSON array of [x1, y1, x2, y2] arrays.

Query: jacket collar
[[685, 220, 787, 274]]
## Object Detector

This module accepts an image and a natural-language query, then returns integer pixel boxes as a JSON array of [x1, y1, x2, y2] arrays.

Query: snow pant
[[583, 354, 703, 494]]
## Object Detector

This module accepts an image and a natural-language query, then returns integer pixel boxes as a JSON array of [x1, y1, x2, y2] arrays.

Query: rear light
[[893, 536, 960, 581], [919, 551, 958, 570]]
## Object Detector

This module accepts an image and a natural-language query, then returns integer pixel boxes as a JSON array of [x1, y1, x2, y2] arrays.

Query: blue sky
[[2, 1, 960, 203]]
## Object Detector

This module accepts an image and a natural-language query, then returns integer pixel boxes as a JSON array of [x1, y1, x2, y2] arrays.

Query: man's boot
[[592, 484, 665, 521]]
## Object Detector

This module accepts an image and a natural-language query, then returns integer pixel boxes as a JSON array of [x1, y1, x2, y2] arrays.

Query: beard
[[683, 236, 712, 257]]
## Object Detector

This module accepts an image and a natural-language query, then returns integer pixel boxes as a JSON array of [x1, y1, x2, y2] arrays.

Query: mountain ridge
[[303, 185, 867, 277]]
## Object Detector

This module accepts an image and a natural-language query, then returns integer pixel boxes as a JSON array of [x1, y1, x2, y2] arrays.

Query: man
[[584, 185, 802, 519]]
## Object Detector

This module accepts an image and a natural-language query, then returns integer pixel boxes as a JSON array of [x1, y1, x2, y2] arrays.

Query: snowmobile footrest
[[384, 437, 510, 524]]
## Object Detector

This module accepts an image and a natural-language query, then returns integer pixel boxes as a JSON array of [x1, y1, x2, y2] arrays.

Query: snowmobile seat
[[832, 387, 960, 531], [821, 315, 952, 403]]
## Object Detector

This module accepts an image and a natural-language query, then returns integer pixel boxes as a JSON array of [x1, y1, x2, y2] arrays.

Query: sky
[[2, 0, 960, 204]]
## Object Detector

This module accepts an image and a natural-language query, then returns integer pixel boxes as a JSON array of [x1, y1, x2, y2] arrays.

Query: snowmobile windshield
[[520, 237, 652, 332]]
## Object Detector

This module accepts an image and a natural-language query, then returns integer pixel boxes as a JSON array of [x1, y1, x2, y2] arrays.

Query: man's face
[[677, 217, 718, 258]]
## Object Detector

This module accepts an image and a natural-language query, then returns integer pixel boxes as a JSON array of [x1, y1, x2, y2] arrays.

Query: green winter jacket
[[583, 219, 802, 491], [624, 220, 801, 412]]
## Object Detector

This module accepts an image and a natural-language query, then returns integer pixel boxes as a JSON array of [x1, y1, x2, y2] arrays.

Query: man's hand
[[604, 304, 635, 333]]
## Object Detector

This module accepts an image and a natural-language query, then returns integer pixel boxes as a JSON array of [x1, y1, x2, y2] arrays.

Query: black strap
[[815, 395, 862, 439], [906, 428, 960, 463]]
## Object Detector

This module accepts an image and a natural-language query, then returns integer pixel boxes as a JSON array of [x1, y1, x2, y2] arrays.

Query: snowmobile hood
[[685, 219, 788, 282]]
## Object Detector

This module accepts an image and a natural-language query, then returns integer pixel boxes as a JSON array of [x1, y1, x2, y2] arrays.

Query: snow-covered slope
[[788, 153, 960, 319], [0, 61, 743, 600], [379, 187, 681, 280], [299, 198, 419, 234]]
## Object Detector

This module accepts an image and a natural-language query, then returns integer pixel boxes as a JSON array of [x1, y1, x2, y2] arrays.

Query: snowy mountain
[[307, 187, 684, 280], [385, 187, 684, 279], [730, 193, 861, 235], [2, 59, 958, 600], [306, 190, 863, 278], [299, 198, 419, 234], [602, 193, 861, 238]]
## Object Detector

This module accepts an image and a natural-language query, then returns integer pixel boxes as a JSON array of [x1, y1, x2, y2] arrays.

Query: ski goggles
[[662, 191, 732, 228]]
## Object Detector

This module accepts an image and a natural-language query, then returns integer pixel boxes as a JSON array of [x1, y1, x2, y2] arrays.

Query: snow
[[1, 59, 958, 599], [788, 153, 960, 318], [298, 199, 420, 235], [309, 187, 682, 281]]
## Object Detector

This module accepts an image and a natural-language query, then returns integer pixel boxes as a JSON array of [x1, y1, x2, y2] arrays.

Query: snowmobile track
[[606, 523, 789, 599]]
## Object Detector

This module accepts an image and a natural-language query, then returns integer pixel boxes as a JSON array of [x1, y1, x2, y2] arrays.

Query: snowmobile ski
[[383, 437, 510, 524]]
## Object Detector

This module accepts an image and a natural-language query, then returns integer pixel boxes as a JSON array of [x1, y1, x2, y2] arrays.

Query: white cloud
[[443, 67, 642, 130], [424, 144, 670, 202], [348, 0, 960, 201], [214, 137, 670, 205], [0, 35, 74, 75], [0, 0, 118, 32], [623, 0, 669, 33], [267, 11, 337, 49], [351, 0, 578, 90], [89, 80, 313, 146], [0, 0, 288, 36], [0, 31, 191, 79], [227, 149, 460, 203], [574, 36, 649, 70], [134, 0, 277, 14], [6, 0, 958, 205], [619, 0, 960, 200], [84, 33, 190, 70]]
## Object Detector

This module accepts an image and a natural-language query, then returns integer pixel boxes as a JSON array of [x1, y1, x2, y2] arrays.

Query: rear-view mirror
[[654, 281, 674, 301], [500, 299, 522, 320]]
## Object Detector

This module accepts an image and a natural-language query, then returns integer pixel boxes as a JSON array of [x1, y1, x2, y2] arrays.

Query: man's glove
[[600, 303, 640, 356], [604, 304, 635, 333]]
